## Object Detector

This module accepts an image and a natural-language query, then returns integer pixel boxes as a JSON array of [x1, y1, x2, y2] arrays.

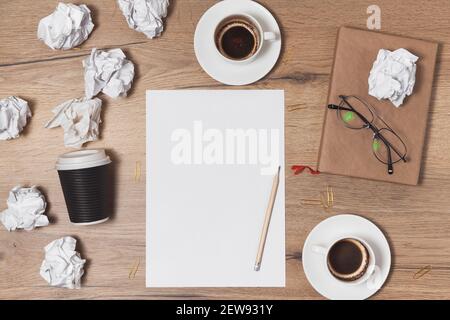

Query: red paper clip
[[291, 165, 320, 175]]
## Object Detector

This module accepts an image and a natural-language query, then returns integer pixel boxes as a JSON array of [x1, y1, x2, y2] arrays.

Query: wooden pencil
[[254, 166, 281, 271]]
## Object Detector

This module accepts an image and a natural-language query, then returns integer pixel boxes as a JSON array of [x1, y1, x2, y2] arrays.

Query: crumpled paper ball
[[83, 48, 135, 99], [0, 186, 49, 231], [37, 2, 94, 50], [368, 48, 419, 107], [0, 96, 31, 141], [40, 236, 86, 289], [117, 0, 170, 39], [45, 97, 102, 148]]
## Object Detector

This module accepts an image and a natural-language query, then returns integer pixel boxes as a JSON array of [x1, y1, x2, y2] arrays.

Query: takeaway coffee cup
[[56, 149, 112, 225]]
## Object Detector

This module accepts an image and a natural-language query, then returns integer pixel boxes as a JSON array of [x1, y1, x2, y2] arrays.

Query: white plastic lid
[[56, 149, 111, 171]]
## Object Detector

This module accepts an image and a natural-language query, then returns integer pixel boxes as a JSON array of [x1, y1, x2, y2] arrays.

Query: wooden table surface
[[1, 0, 450, 300]]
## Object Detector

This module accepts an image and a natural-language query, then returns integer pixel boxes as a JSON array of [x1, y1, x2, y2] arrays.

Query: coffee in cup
[[327, 238, 369, 282], [55, 149, 112, 225], [215, 16, 259, 61], [214, 13, 276, 63], [312, 236, 382, 288]]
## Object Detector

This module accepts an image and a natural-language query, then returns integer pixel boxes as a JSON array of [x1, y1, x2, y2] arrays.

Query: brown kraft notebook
[[317, 27, 438, 185]]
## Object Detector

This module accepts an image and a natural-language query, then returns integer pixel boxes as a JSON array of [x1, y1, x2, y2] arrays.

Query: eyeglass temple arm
[[328, 104, 351, 111], [387, 149, 394, 175], [377, 134, 394, 174], [382, 138, 407, 162]]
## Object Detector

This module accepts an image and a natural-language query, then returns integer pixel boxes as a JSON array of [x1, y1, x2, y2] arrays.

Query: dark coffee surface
[[220, 25, 256, 59], [328, 239, 363, 275]]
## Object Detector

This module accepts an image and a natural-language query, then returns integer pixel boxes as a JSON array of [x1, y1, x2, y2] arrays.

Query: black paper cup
[[56, 149, 112, 225]]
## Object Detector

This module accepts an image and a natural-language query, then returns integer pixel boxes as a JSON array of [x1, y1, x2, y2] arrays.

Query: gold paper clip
[[301, 185, 334, 209], [320, 186, 334, 209], [301, 199, 322, 205], [134, 161, 141, 183], [128, 257, 141, 280], [413, 265, 432, 279]]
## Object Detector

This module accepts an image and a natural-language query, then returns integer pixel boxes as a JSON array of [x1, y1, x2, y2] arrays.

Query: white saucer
[[194, 0, 282, 86], [302, 214, 391, 300]]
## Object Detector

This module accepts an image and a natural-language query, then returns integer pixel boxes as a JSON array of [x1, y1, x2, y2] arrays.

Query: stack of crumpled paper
[[45, 48, 136, 148], [37, 2, 172, 148], [1, 0, 174, 290]]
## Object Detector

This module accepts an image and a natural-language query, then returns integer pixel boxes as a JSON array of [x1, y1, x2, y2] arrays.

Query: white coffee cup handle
[[263, 31, 276, 41], [366, 265, 383, 290], [311, 245, 327, 255]]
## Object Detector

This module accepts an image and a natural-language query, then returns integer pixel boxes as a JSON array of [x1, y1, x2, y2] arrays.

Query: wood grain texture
[[1, 0, 450, 299]]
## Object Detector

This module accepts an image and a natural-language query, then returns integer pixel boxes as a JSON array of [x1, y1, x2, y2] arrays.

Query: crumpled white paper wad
[[45, 97, 102, 148], [0, 96, 31, 141], [83, 48, 135, 99], [117, 0, 170, 39], [37, 2, 94, 50], [0, 186, 49, 231], [368, 48, 419, 107], [40, 236, 86, 289]]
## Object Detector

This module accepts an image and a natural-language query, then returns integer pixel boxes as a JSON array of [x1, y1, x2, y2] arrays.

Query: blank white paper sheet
[[146, 90, 285, 287]]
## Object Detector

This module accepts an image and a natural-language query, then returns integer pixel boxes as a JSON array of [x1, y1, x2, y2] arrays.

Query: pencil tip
[[254, 264, 261, 271]]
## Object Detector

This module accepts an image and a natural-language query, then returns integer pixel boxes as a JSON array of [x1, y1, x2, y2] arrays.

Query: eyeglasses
[[328, 95, 407, 175]]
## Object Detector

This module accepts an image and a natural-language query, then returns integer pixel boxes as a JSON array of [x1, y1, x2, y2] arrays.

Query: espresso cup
[[214, 13, 276, 63], [56, 149, 112, 225], [312, 236, 382, 289]]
